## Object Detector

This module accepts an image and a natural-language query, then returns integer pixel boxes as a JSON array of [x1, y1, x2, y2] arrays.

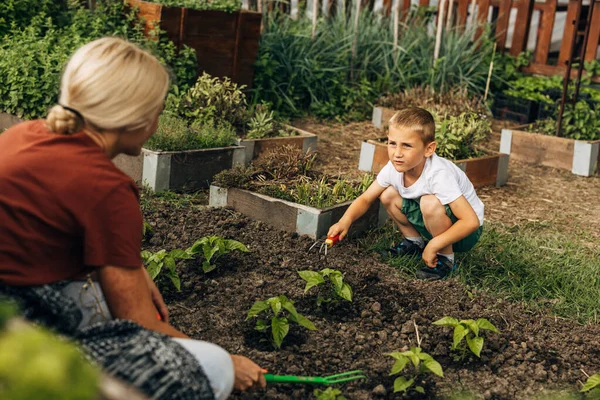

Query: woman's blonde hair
[[46, 37, 170, 135]]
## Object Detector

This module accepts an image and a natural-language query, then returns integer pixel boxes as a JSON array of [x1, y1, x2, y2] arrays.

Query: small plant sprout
[[313, 387, 347, 400], [246, 295, 317, 349], [141, 249, 193, 291], [297, 268, 353, 307], [581, 371, 600, 393], [387, 321, 443, 394], [432, 317, 499, 359], [187, 236, 249, 273]]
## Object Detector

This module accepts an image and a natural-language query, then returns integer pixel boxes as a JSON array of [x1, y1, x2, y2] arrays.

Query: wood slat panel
[[457, 154, 499, 187], [457, 0, 469, 26], [585, 1, 600, 61], [495, 0, 511, 51], [474, 0, 491, 42], [509, 129, 575, 171], [510, 0, 534, 56], [226, 188, 298, 233], [523, 63, 600, 82], [558, 0, 582, 65], [534, 0, 557, 64], [366, 139, 389, 174]]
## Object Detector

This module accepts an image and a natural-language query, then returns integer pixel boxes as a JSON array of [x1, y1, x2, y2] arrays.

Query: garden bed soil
[[144, 203, 600, 400]]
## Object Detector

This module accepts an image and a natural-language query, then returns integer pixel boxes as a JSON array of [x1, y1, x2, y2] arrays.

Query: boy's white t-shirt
[[376, 153, 484, 226]]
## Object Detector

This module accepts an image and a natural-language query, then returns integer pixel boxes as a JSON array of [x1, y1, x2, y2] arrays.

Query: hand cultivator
[[265, 370, 366, 385], [308, 235, 340, 258]]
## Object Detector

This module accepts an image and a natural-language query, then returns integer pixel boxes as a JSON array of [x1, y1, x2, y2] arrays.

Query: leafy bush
[[246, 295, 316, 349], [433, 317, 499, 360], [527, 101, 600, 141], [433, 112, 491, 160], [145, 114, 237, 151], [314, 388, 347, 400], [142, 248, 192, 291], [377, 86, 489, 117], [252, 10, 495, 119], [0, 315, 100, 400], [187, 235, 249, 273], [0, 0, 196, 120], [298, 268, 352, 307], [388, 346, 443, 394], [0, 0, 68, 36], [143, 0, 241, 12]]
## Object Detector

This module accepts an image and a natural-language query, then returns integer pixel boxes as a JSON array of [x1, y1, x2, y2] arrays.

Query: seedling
[[388, 321, 443, 395], [187, 236, 249, 273], [246, 295, 316, 349], [297, 268, 352, 307], [581, 373, 600, 393], [432, 317, 499, 360], [313, 387, 347, 400], [141, 249, 193, 291]]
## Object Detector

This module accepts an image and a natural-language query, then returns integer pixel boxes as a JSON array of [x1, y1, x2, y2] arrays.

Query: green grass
[[363, 221, 600, 324]]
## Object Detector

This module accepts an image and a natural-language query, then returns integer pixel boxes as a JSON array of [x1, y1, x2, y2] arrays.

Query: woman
[[0, 37, 265, 399]]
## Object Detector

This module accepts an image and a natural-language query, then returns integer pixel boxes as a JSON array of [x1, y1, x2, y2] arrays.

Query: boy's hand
[[422, 242, 439, 268], [328, 219, 351, 240]]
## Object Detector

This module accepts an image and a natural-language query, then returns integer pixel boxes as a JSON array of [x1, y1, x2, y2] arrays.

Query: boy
[[328, 107, 484, 280]]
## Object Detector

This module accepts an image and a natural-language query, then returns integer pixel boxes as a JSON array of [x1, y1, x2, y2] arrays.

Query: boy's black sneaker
[[415, 254, 457, 280], [380, 238, 424, 258]]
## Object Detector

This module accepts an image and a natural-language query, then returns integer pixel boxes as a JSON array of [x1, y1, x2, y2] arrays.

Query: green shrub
[[0, 0, 68, 36], [143, 0, 241, 12], [527, 101, 600, 141], [0, 0, 196, 120], [433, 112, 490, 160], [144, 114, 237, 151]]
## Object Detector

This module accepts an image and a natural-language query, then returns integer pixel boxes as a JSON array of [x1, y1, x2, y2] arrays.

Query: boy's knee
[[380, 186, 402, 208], [419, 195, 445, 217]]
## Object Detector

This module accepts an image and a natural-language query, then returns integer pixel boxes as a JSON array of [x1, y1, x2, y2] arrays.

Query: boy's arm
[[328, 181, 386, 240], [423, 195, 480, 266]]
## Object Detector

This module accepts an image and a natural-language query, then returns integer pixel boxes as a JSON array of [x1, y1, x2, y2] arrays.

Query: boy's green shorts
[[401, 197, 483, 252]]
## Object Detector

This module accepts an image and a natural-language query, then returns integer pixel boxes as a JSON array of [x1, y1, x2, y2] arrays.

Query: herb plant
[[527, 101, 600, 141], [188, 236, 249, 273], [432, 317, 499, 359], [143, 0, 241, 13], [141, 248, 193, 291], [298, 268, 352, 307], [433, 112, 491, 160], [246, 295, 317, 349], [388, 347, 444, 394], [581, 374, 600, 393], [313, 388, 347, 400]]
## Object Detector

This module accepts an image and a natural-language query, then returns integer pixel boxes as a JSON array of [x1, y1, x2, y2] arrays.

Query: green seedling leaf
[[390, 357, 409, 375], [166, 268, 181, 291], [581, 374, 600, 392], [388, 352, 404, 360], [414, 386, 425, 394], [269, 298, 282, 316], [146, 261, 163, 280], [246, 301, 269, 319], [462, 319, 479, 336], [202, 260, 217, 273], [476, 318, 499, 333], [224, 239, 249, 253], [338, 283, 353, 302], [433, 316, 459, 327], [423, 359, 444, 377], [393, 376, 414, 393], [453, 324, 469, 349], [169, 248, 193, 260], [466, 335, 484, 357], [293, 313, 317, 331], [329, 272, 344, 291], [298, 270, 325, 292], [271, 316, 289, 349], [255, 319, 268, 331]]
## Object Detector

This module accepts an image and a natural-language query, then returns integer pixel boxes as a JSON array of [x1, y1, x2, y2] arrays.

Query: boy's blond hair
[[389, 107, 436, 145], [47, 37, 170, 135]]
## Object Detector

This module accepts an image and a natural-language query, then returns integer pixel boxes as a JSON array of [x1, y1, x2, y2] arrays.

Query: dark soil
[[143, 204, 600, 400]]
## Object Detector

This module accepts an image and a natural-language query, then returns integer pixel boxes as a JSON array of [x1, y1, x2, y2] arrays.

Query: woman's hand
[[143, 268, 169, 323], [231, 355, 267, 391]]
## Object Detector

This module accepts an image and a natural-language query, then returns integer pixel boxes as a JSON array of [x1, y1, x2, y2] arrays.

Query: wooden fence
[[248, 0, 600, 78]]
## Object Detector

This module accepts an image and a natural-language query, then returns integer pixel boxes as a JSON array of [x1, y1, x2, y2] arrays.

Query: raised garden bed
[[209, 185, 386, 240], [126, 0, 261, 87], [236, 125, 317, 166], [358, 137, 509, 188], [500, 127, 600, 177], [116, 145, 245, 192]]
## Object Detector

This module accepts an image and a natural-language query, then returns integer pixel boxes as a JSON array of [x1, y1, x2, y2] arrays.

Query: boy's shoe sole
[[379, 239, 424, 258]]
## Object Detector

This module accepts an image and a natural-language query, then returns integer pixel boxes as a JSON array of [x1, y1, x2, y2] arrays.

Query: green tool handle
[[264, 374, 325, 384]]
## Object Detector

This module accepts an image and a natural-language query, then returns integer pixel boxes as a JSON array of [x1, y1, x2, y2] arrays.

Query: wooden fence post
[[585, 0, 600, 61], [558, 0, 582, 65], [474, 0, 490, 42], [510, 0, 535, 56], [495, 0, 511, 51], [534, 0, 557, 64]]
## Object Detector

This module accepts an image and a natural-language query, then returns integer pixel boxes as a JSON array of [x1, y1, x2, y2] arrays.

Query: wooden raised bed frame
[[237, 125, 318, 165], [209, 185, 387, 240], [500, 127, 600, 177], [127, 0, 262, 87], [358, 137, 509, 188]]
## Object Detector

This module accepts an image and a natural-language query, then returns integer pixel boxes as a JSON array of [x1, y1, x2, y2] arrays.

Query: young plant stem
[[413, 320, 422, 347], [484, 43, 497, 101]]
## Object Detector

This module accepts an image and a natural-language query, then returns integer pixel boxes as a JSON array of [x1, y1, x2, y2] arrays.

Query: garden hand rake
[[264, 370, 366, 385], [308, 235, 340, 258]]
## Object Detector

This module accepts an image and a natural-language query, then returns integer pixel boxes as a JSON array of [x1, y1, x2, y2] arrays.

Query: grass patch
[[140, 187, 208, 213], [363, 221, 600, 324]]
